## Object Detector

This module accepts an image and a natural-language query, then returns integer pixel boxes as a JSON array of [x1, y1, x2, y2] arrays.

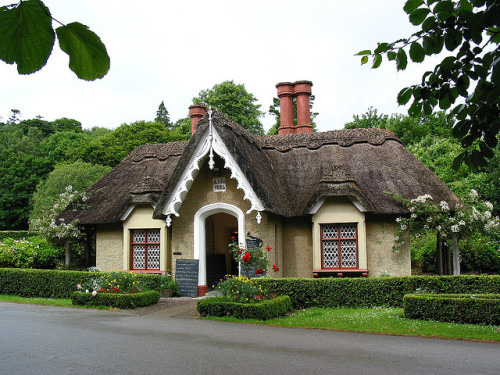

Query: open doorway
[[205, 213, 238, 289]]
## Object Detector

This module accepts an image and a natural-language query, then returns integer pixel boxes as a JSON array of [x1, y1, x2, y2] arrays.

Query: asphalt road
[[0, 302, 498, 375]]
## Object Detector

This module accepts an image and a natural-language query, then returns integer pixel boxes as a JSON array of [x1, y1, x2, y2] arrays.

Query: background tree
[[267, 95, 319, 135], [357, 0, 500, 169], [155, 101, 172, 128], [193, 80, 265, 135], [0, 0, 109, 80], [29, 161, 111, 226]]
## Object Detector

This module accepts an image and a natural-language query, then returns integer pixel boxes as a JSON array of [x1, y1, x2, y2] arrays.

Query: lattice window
[[321, 223, 358, 269], [213, 178, 226, 192], [131, 229, 161, 270]]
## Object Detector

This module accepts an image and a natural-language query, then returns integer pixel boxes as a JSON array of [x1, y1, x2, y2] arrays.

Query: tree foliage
[[30, 161, 111, 226], [358, 0, 500, 169], [0, 0, 109, 80], [193, 80, 265, 135], [155, 101, 172, 128]]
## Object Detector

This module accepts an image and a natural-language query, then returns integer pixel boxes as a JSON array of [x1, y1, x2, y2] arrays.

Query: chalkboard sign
[[175, 259, 199, 297]]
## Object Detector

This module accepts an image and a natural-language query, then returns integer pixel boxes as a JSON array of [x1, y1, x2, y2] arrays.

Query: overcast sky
[[0, 0, 441, 132]]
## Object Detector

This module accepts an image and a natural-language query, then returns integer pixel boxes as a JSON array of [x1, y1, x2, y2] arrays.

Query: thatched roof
[[61, 111, 458, 225]]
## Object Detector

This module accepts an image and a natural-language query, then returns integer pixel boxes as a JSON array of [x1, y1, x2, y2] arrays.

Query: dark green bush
[[403, 293, 500, 325], [197, 296, 292, 320], [0, 231, 32, 241], [254, 275, 500, 309], [0, 268, 161, 298], [71, 290, 160, 309]]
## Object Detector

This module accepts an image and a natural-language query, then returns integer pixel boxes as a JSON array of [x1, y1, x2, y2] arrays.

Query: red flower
[[242, 252, 251, 263], [272, 264, 280, 272], [266, 245, 272, 252], [255, 268, 264, 275], [231, 236, 236, 240], [237, 250, 242, 254]]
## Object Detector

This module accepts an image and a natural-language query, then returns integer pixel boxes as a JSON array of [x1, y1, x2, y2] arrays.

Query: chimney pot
[[189, 104, 207, 135], [276, 82, 295, 135], [294, 80, 313, 133]]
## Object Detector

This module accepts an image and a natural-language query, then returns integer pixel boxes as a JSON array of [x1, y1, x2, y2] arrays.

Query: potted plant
[[160, 273, 179, 297]]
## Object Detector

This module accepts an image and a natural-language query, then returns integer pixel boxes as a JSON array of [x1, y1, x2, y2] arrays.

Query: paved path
[[1, 302, 498, 375]]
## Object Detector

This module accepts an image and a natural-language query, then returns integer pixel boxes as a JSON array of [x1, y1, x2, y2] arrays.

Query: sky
[[0, 0, 442, 132]]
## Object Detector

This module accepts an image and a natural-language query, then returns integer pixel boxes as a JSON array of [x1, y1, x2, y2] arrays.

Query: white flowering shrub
[[30, 186, 88, 243], [393, 190, 499, 252]]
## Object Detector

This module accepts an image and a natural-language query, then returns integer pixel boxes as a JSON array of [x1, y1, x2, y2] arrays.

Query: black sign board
[[175, 259, 199, 297], [244, 235, 266, 278]]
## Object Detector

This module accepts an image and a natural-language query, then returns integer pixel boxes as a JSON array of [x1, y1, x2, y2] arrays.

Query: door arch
[[194, 203, 245, 287]]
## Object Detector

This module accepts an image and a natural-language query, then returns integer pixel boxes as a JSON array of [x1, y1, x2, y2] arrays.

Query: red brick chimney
[[276, 80, 313, 134], [276, 82, 295, 135], [294, 80, 313, 133], [189, 104, 207, 135]]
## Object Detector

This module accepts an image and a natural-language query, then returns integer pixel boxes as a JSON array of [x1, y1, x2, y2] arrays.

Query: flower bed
[[71, 290, 160, 309], [403, 293, 500, 325], [197, 295, 292, 320]]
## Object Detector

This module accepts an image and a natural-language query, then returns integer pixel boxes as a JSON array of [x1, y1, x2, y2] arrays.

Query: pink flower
[[77, 284, 82, 290], [91, 291, 97, 297]]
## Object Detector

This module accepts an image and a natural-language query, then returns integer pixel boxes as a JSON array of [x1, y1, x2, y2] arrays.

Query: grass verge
[[0, 294, 112, 310], [202, 307, 500, 342]]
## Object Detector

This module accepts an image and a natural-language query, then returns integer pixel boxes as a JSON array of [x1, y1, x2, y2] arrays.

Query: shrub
[[254, 275, 500, 309], [403, 293, 500, 325], [160, 273, 179, 295], [71, 290, 160, 309], [0, 268, 161, 298], [216, 276, 269, 303], [0, 236, 63, 269], [197, 295, 292, 320]]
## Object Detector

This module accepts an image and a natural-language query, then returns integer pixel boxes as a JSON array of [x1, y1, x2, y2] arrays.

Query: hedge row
[[197, 296, 292, 320], [71, 290, 161, 309], [0, 268, 161, 298], [403, 293, 500, 325], [0, 231, 32, 240], [254, 275, 500, 308]]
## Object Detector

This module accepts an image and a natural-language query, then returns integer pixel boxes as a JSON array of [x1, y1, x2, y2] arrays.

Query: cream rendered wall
[[123, 205, 168, 271], [312, 197, 367, 271], [282, 217, 313, 278], [366, 220, 411, 276], [170, 161, 278, 280], [96, 223, 123, 271]]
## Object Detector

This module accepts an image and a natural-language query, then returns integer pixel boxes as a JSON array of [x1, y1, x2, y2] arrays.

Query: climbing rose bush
[[393, 190, 499, 251], [228, 238, 272, 277]]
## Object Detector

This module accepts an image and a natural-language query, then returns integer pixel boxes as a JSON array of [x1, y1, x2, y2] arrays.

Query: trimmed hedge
[[71, 290, 160, 309], [254, 275, 500, 308], [197, 296, 292, 320], [0, 268, 161, 298], [403, 293, 500, 325]]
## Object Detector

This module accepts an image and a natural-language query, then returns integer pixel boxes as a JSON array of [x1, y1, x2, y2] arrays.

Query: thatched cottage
[[62, 81, 458, 296]]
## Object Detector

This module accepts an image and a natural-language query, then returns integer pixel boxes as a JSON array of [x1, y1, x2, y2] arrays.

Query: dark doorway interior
[[205, 213, 238, 289]]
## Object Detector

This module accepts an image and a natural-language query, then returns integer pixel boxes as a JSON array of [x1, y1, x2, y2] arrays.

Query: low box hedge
[[197, 295, 292, 320], [403, 293, 500, 325], [0, 268, 161, 298], [71, 290, 161, 309], [254, 275, 500, 309]]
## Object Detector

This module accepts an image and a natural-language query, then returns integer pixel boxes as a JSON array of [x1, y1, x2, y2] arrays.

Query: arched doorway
[[194, 203, 245, 289], [205, 213, 238, 288]]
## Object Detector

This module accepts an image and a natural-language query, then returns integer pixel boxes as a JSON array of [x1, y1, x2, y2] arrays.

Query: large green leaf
[[404, 0, 424, 14], [396, 48, 408, 70], [409, 8, 430, 25], [0, 0, 55, 74], [409, 42, 425, 62], [56, 22, 110, 81]]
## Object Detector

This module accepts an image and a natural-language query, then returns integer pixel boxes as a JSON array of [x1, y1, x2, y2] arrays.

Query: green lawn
[[203, 307, 500, 342], [0, 294, 112, 310]]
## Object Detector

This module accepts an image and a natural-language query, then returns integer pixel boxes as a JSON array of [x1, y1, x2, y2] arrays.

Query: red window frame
[[130, 229, 161, 271], [320, 223, 359, 269]]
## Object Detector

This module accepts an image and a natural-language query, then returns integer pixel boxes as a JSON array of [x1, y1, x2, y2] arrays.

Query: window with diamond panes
[[131, 229, 161, 270], [321, 224, 358, 269]]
